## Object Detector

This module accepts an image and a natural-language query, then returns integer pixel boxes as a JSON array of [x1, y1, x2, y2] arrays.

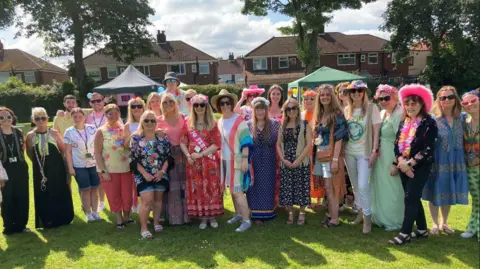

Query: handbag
[[315, 124, 334, 162]]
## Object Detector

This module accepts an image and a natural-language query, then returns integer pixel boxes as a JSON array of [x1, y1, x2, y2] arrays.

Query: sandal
[[322, 221, 341, 228], [141, 230, 154, 239], [154, 224, 163, 233], [287, 212, 294, 225], [116, 223, 126, 229], [297, 212, 306, 225], [22, 228, 31, 233], [125, 219, 136, 225], [429, 226, 440, 236], [442, 224, 455, 234], [321, 216, 331, 225], [411, 230, 428, 239], [388, 233, 411, 245]]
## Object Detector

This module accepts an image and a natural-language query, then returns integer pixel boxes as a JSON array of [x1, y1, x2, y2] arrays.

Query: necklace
[[33, 133, 48, 192]]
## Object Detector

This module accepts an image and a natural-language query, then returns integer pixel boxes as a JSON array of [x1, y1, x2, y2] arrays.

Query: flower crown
[[128, 97, 145, 106], [191, 94, 208, 104], [252, 97, 270, 107], [374, 84, 397, 99], [347, 80, 368, 90], [303, 90, 317, 97]]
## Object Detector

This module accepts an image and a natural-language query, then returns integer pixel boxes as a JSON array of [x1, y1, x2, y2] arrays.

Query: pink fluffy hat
[[398, 84, 434, 112], [243, 85, 265, 95]]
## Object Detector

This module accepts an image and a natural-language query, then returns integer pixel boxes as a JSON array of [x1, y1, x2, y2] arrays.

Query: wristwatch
[[100, 170, 107, 174]]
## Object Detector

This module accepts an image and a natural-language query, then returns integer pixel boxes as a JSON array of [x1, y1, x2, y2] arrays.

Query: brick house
[[83, 31, 218, 85], [0, 40, 69, 85], [218, 53, 245, 86], [244, 32, 410, 85]]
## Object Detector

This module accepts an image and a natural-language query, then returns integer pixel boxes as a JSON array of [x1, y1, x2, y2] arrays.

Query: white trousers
[[344, 154, 372, 216]]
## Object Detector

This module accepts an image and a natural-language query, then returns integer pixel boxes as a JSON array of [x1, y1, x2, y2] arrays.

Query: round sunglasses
[[0, 115, 13, 121]]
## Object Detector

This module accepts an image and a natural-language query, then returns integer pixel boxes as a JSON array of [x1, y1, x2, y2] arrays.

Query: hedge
[[179, 84, 243, 101], [0, 77, 78, 122]]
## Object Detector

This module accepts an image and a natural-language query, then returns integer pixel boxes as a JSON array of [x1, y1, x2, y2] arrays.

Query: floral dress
[[130, 135, 172, 194]]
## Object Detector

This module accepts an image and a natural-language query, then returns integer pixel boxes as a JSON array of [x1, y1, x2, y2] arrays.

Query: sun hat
[[398, 84, 434, 112], [210, 89, 239, 110], [374, 84, 397, 100], [251, 97, 270, 107], [163, 72, 181, 86], [346, 80, 369, 93], [243, 85, 265, 95]]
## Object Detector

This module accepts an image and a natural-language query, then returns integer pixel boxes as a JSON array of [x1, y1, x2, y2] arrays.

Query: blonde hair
[[432, 85, 462, 118], [31, 107, 48, 119], [345, 87, 370, 120], [160, 93, 179, 118], [187, 95, 216, 131], [251, 100, 271, 143], [313, 84, 342, 127], [127, 97, 146, 124], [185, 89, 197, 96], [335, 82, 350, 109], [133, 110, 157, 137], [281, 98, 301, 130], [146, 92, 162, 115], [104, 103, 120, 114]]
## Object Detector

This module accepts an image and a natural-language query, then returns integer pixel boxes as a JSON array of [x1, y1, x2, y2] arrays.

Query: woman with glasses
[[344, 80, 381, 234], [130, 110, 172, 239], [26, 107, 74, 229], [267, 85, 284, 121], [0, 107, 30, 234], [146, 92, 163, 117], [213, 89, 254, 232], [423, 86, 469, 235], [180, 94, 223, 229], [157, 93, 189, 225], [234, 85, 265, 121], [184, 89, 197, 116], [94, 104, 133, 229], [370, 85, 404, 231], [277, 98, 312, 225], [460, 90, 480, 240], [64, 108, 101, 222]]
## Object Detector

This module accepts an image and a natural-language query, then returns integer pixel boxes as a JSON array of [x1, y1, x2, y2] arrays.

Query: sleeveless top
[[33, 129, 59, 155], [100, 124, 130, 173]]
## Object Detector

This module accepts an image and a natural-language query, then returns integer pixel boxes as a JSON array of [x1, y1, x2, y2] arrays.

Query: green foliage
[[179, 84, 243, 101], [0, 77, 78, 122], [0, 0, 15, 30]]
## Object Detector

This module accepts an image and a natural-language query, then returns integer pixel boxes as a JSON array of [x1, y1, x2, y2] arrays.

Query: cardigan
[[279, 120, 310, 167]]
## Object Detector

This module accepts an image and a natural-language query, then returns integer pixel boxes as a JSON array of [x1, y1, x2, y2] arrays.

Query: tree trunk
[[71, 15, 87, 106], [305, 31, 319, 75]]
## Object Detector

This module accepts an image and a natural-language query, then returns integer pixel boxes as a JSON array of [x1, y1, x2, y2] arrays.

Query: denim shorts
[[138, 184, 166, 194], [74, 167, 100, 190], [313, 161, 332, 178]]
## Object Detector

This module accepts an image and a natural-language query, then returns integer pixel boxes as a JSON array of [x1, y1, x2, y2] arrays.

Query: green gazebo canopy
[[288, 66, 366, 89]]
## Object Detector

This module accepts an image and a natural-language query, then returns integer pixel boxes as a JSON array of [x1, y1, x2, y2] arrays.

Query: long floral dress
[[181, 124, 223, 218], [463, 115, 480, 239]]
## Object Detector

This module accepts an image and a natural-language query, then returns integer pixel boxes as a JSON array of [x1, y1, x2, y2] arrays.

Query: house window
[[107, 67, 117, 78], [368, 53, 378, 64], [253, 58, 267, 70], [191, 64, 197, 73], [24, 71, 36, 84], [15, 74, 22, 81], [289, 58, 296, 66], [360, 55, 366, 63], [135, 66, 150, 76], [408, 56, 414, 66], [199, 63, 210, 74], [337, 54, 355, 66], [87, 69, 101, 82], [168, 64, 186, 75], [0, 72, 9, 83], [279, 57, 289, 69]]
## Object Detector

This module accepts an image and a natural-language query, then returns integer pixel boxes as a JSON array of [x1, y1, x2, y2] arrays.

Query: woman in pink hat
[[234, 85, 265, 121], [389, 84, 438, 245]]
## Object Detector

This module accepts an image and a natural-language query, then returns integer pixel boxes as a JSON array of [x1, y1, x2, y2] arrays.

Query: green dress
[[371, 107, 405, 230]]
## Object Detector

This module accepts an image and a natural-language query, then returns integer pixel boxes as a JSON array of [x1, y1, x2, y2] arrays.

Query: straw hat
[[210, 89, 239, 110]]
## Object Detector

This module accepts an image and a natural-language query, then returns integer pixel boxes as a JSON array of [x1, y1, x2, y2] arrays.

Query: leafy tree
[[242, 0, 375, 75], [0, 1, 16, 29], [1, 0, 156, 104], [381, 0, 480, 91]]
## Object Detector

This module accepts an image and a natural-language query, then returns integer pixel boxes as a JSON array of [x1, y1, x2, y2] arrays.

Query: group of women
[[0, 79, 478, 245]]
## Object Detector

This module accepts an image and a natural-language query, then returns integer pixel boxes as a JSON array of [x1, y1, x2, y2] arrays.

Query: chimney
[[0, 40, 4, 62], [228, 52, 234, 61], [157, 30, 166, 45]]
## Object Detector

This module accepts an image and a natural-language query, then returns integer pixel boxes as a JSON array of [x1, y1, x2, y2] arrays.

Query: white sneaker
[[227, 215, 242, 225], [86, 213, 95, 222], [199, 222, 208, 230], [460, 232, 474, 239], [235, 220, 252, 232], [98, 202, 105, 212], [210, 219, 219, 229], [92, 212, 102, 220]]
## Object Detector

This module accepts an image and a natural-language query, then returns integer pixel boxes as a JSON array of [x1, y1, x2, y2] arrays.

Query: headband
[[191, 94, 208, 104], [252, 97, 270, 107]]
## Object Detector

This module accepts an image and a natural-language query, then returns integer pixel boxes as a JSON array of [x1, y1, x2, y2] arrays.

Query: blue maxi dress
[[423, 114, 469, 206]]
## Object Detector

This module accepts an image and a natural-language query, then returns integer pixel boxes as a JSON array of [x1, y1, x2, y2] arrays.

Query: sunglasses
[[90, 99, 103, 104], [349, 88, 365, 94], [130, 105, 144, 110], [0, 115, 13, 121], [377, 96, 391, 102], [304, 97, 315, 101], [404, 101, 418, 107], [461, 98, 478, 106], [248, 94, 259, 98], [439, 95, 456, 101], [143, 119, 156, 124], [285, 107, 298, 113], [319, 93, 331, 98], [186, 97, 192, 102], [34, 116, 48, 122], [220, 101, 232, 107], [162, 100, 175, 106], [165, 79, 177, 84], [193, 103, 206, 108], [340, 90, 348, 96]]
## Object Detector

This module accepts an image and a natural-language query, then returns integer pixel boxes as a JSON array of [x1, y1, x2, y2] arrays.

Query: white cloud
[[0, 0, 392, 65]]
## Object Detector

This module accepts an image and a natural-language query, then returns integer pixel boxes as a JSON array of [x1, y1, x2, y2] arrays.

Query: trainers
[[92, 212, 102, 220], [210, 218, 219, 229], [98, 202, 105, 212], [86, 213, 95, 222], [227, 215, 242, 225], [235, 220, 251, 232], [460, 232, 474, 239]]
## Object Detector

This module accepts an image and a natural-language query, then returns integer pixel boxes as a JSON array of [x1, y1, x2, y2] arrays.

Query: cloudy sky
[[0, 0, 390, 69]]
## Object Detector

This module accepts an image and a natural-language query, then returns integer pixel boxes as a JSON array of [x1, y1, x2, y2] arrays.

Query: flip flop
[[442, 224, 455, 234], [429, 226, 440, 236]]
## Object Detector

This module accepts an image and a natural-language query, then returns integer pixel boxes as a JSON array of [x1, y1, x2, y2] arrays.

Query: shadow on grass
[[1, 206, 479, 268]]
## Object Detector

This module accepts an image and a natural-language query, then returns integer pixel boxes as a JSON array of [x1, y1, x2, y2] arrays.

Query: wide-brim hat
[[163, 72, 181, 86], [243, 85, 265, 95], [398, 84, 434, 112], [211, 89, 239, 110]]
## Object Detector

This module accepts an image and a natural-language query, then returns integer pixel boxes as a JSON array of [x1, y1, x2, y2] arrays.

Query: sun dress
[[463, 115, 480, 238], [423, 114, 469, 206], [246, 119, 280, 220]]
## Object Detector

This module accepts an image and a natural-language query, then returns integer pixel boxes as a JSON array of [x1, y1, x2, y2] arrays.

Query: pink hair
[[398, 84, 434, 112]]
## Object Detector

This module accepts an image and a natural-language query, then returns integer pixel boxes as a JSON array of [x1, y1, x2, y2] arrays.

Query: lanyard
[[92, 113, 105, 128], [75, 127, 89, 151]]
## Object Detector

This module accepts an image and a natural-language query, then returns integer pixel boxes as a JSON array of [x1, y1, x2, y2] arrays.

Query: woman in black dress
[[0, 107, 30, 234], [26, 107, 74, 229]]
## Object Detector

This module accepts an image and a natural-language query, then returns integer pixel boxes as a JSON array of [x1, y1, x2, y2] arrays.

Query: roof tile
[[0, 49, 67, 73]]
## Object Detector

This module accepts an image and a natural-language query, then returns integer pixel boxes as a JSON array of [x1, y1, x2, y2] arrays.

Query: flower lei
[[398, 117, 420, 157]]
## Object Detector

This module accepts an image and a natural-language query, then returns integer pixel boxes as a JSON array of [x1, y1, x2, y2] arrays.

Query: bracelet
[[242, 154, 248, 159], [332, 157, 339, 162]]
